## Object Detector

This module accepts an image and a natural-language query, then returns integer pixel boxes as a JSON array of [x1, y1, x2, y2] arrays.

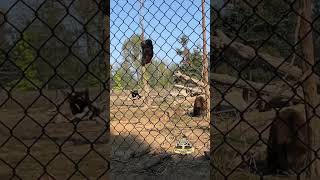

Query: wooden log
[[210, 72, 303, 99], [173, 84, 203, 94], [242, 104, 305, 122], [212, 30, 320, 83], [174, 71, 205, 87]]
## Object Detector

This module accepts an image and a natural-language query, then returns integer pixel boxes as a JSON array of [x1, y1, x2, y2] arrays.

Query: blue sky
[[1, 0, 210, 69], [110, 0, 210, 69]]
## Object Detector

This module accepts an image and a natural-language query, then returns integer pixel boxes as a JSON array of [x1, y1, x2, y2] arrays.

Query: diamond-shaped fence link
[[0, 0, 109, 179], [110, 0, 210, 179], [212, 0, 320, 179]]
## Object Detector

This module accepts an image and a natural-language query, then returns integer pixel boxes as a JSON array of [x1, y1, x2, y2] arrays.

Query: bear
[[193, 95, 206, 117], [266, 108, 311, 175]]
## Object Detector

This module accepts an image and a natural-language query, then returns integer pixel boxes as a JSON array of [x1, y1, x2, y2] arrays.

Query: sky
[[110, 0, 210, 69], [0, 0, 210, 69]]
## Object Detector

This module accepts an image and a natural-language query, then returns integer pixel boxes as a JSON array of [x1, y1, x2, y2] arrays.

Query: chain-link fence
[[0, 0, 109, 179], [5, 0, 319, 179], [110, 0, 210, 179], [212, 0, 320, 179]]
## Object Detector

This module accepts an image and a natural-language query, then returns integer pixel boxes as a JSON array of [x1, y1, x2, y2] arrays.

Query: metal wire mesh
[[0, 0, 109, 179], [212, 0, 320, 179], [110, 0, 210, 179]]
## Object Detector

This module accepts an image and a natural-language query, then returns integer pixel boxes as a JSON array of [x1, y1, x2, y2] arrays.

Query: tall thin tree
[[140, 0, 151, 107], [299, 0, 320, 178], [202, 0, 210, 118]]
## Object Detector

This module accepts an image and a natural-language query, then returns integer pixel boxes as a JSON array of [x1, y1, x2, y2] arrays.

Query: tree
[[23, 0, 76, 89], [216, 0, 297, 82], [138, 0, 152, 106], [202, 0, 210, 118], [299, 0, 320, 177], [112, 61, 136, 89], [73, 0, 104, 87], [122, 34, 151, 90], [176, 35, 203, 79], [113, 70, 123, 90], [9, 33, 41, 90], [122, 34, 142, 70], [145, 59, 174, 88], [0, 8, 17, 84], [0, 9, 9, 50], [176, 34, 190, 64]]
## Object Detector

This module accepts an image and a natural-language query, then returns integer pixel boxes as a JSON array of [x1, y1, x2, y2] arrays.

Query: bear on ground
[[266, 108, 311, 175], [193, 95, 206, 117]]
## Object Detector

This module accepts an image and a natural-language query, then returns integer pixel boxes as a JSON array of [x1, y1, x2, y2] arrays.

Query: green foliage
[[122, 34, 142, 69], [145, 59, 174, 88], [121, 34, 147, 89], [215, 0, 298, 81], [176, 35, 203, 79], [2, 2, 105, 90], [113, 70, 123, 90], [178, 34, 189, 48], [10, 34, 41, 90], [112, 60, 137, 90], [112, 58, 175, 90]]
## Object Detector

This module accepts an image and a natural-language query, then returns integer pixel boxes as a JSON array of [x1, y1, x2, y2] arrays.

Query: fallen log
[[173, 84, 203, 94], [210, 72, 304, 99], [242, 104, 305, 122], [174, 71, 205, 87], [212, 30, 320, 83]]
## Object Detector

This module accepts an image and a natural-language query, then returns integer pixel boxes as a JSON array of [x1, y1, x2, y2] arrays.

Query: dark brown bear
[[193, 95, 206, 117], [141, 39, 153, 66], [266, 108, 311, 174]]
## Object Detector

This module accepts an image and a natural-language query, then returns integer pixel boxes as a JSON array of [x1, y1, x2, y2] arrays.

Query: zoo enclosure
[[110, 0, 210, 177], [212, 0, 320, 179], [0, 0, 109, 179]]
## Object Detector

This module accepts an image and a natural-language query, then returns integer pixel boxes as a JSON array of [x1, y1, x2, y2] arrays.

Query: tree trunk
[[299, 0, 320, 178], [140, 0, 151, 107], [201, 0, 210, 118]]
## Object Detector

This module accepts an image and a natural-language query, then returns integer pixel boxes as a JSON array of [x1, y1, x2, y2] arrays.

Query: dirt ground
[[110, 89, 210, 180], [0, 88, 109, 179], [0, 88, 210, 180], [212, 98, 320, 180]]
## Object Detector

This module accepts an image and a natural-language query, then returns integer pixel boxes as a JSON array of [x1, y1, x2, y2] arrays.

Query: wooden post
[[299, 0, 320, 178]]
